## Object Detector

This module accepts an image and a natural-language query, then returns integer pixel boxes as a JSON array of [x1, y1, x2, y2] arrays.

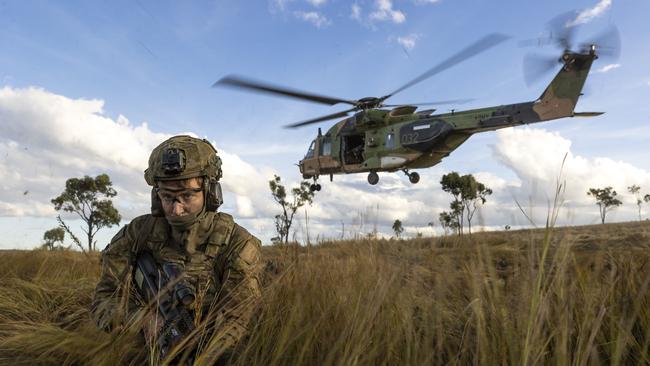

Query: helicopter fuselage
[[299, 51, 598, 184]]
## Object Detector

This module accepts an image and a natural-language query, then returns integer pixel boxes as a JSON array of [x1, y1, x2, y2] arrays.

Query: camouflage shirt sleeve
[[207, 223, 263, 358], [91, 219, 142, 331]]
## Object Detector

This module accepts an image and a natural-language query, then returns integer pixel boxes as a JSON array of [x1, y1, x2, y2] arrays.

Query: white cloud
[[493, 128, 571, 182], [306, 0, 327, 6], [397, 33, 420, 50], [219, 142, 305, 157], [413, 0, 440, 3], [271, 0, 293, 12], [492, 127, 650, 220], [568, 0, 612, 26], [0, 86, 276, 230], [474, 172, 520, 192], [369, 0, 406, 24], [218, 150, 277, 217], [595, 63, 621, 73], [4, 88, 649, 247], [293, 11, 331, 28], [0, 87, 166, 219], [351, 4, 362, 21], [235, 195, 256, 217]]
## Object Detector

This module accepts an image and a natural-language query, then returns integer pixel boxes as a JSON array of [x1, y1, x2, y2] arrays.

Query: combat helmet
[[144, 135, 223, 216]]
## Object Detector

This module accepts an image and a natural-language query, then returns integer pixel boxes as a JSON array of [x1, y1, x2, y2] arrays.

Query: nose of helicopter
[[297, 159, 306, 175], [297, 159, 315, 179]]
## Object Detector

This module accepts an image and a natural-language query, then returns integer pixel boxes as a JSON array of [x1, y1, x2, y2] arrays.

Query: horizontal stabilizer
[[572, 112, 604, 117]]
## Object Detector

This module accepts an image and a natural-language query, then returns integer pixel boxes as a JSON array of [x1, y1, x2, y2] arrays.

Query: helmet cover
[[144, 135, 222, 186]]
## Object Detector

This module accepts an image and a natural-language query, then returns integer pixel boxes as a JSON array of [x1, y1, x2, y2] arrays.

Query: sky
[[1, 0, 650, 249]]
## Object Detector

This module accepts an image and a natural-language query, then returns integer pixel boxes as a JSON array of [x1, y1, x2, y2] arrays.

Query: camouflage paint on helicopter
[[299, 49, 599, 186], [215, 13, 618, 188]]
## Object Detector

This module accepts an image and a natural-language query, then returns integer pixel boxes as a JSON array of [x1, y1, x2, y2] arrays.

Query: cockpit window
[[320, 138, 332, 156], [305, 140, 316, 158], [385, 133, 395, 148]]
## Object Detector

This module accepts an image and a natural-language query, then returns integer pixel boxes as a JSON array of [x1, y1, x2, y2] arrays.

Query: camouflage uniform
[[91, 135, 262, 361]]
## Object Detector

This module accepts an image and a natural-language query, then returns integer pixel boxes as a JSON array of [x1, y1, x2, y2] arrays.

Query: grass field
[[1, 221, 649, 365]]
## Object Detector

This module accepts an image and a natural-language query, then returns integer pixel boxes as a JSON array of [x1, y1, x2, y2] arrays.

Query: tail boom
[[531, 51, 596, 121], [464, 51, 599, 132]]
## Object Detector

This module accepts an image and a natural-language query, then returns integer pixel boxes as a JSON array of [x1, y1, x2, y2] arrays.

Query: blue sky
[[2, 0, 650, 249]]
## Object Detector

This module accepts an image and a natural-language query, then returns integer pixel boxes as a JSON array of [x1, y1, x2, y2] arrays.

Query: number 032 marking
[[401, 133, 418, 144]]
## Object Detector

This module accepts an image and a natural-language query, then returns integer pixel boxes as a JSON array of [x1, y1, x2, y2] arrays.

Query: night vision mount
[[162, 148, 186, 175]]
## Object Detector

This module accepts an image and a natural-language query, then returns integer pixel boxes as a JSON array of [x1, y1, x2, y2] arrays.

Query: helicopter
[[214, 14, 619, 191]]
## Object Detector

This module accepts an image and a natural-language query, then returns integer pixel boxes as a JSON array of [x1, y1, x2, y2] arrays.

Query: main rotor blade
[[385, 33, 510, 99], [383, 98, 474, 107], [213, 75, 357, 106], [284, 108, 357, 129], [518, 37, 554, 48]]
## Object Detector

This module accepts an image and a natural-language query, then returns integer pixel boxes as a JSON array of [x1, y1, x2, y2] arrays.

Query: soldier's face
[[157, 178, 205, 217]]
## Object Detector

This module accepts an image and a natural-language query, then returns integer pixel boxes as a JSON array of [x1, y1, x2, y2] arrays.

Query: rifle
[[133, 251, 196, 361]]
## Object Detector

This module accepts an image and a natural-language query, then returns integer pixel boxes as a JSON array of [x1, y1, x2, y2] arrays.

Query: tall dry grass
[[1, 221, 649, 365]]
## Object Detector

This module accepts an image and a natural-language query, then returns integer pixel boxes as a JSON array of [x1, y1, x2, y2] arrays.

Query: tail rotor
[[521, 11, 620, 86]]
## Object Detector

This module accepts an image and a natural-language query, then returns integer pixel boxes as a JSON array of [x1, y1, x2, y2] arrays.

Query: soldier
[[91, 135, 262, 364]]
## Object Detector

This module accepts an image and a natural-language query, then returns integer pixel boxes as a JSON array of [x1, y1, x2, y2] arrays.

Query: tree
[[51, 174, 121, 252], [427, 221, 435, 236], [628, 184, 642, 221], [460, 175, 492, 235], [645, 194, 650, 219], [392, 219, 404, 238], [587, 187, 622, 224], [42, 227, 65, 250], [439, 210, 460, 235], [440, 172, 465, 234], [440, 172, 492, 235], [269, 175, 315, 244]]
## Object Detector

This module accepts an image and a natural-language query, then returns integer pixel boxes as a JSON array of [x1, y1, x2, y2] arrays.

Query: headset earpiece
[[206, 178, 223, 211]]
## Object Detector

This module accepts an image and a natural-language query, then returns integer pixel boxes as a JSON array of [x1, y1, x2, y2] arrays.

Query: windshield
[[305, 140, 316, 158], [320, 138, 332, 156]]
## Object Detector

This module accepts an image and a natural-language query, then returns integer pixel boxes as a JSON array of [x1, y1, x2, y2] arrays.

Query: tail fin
[[532, 52, 596, 121]]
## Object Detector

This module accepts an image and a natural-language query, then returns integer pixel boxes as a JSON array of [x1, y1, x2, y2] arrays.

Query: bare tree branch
[[57, 215, 88, 257]]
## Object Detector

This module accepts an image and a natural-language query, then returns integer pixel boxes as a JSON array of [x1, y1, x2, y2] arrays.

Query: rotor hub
[[589, 44, 597, 55], [356, 97, 383, 109], [561, 52, 571, 62]]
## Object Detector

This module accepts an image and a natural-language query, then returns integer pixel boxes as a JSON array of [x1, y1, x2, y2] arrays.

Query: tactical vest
[[132, 211, 236, 315]]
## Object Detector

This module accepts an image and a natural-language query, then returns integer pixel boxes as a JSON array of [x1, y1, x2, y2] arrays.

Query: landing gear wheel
[[409, 172, 420, 184], [310, 176, 321, 192], [368, 171, 379, 185]]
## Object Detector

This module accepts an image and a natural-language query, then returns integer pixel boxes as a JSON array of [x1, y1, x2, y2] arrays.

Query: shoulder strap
[[204, 213, 235, 255], [133, 215, 158, 254]]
